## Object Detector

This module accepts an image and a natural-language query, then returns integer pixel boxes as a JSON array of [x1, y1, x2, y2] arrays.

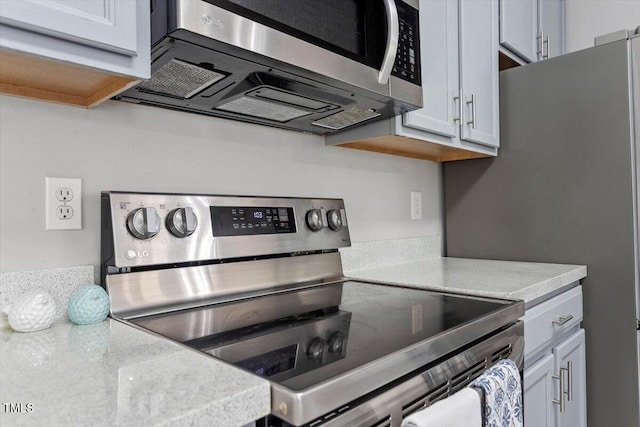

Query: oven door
[[170, 0, 421, 106]]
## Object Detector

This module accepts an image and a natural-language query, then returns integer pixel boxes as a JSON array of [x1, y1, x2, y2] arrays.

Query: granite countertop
[[0, 242, 587, 426], [0, 318, 270, 427], [346, 257, 587, 308]]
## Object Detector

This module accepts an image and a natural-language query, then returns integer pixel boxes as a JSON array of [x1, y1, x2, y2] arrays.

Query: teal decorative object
[[67, 285, 110, 325]]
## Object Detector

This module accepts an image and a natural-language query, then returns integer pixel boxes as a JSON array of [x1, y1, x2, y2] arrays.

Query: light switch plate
[[45, 177, 82, 230]]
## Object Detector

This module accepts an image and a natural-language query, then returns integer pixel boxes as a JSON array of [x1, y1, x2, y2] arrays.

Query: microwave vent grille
[[137, 59, 226, 99], [216, 96, 312, 122], [312, 107, 381, 130]]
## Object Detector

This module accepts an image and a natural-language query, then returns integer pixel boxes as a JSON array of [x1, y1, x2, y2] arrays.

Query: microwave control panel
[[392, 2, 421, 86]]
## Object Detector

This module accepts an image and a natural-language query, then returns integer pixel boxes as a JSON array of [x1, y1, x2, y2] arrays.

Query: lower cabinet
[[553, 329, 587, 427], [524, 354, 555, 426], [522, 286, 587, 427]]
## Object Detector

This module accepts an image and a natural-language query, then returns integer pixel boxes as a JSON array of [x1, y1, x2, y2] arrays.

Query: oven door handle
[[378, 0, 399, 84]]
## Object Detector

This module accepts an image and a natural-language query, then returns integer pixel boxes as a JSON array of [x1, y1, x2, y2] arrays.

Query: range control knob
[[306, 209, 324, 232], [326, 209, 343, 231], [166, 207, 198, 238], [328, 332, 345, 354], [126, 207, 161, 240], [307, 337, 326, 360]]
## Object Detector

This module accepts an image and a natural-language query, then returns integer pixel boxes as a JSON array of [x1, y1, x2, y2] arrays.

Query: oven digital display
[[236, 345, 297, 378], [210, 206, 297, 236]]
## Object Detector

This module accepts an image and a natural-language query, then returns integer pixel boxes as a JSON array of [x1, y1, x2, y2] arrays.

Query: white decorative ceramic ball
[[3, 290, 57, 333]]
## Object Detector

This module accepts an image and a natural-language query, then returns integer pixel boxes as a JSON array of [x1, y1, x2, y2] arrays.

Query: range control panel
[[101, 192, 350, 270], [210, 206, 297, 236]]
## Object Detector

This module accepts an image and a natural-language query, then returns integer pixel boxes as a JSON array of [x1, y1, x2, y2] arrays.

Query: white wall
[[565, 0, 640, 52], [0, 95, 442, 276]]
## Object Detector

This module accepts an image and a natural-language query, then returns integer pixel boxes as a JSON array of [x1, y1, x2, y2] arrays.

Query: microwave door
[[174, 0, 396, 97]]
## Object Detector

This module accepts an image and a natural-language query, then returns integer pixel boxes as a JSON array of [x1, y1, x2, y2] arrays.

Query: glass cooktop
[[131, 280, 516, 391]]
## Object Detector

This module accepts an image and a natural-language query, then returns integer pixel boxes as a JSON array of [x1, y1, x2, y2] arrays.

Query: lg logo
[[202, 15, 223, 29], [125, 249, 150, 260]]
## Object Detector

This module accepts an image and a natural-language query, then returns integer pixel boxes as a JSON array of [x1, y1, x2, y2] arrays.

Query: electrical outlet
[[56, 205, 74, 220], [411, 191, 422, 220], [55, 187, 74, 202], [45, 177, 81, 230]]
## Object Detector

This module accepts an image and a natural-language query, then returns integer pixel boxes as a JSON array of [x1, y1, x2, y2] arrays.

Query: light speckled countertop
[[0, 242, 587, 426], [346, 257, 586, 308], [0, 318, 270, 427]]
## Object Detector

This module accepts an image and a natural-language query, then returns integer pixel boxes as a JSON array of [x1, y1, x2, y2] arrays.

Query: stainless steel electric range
[[101, 192, 524, 427]]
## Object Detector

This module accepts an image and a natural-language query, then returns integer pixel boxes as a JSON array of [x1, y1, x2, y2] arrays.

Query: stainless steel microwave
[[116, 0, 422, 135]]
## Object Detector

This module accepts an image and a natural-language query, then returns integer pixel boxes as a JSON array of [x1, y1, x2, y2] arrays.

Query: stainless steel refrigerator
[[444, 30, 640, 426]]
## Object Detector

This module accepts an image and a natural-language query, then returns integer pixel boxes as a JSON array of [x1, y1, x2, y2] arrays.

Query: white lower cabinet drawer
[[522, 285, 586, 427], [522, 286, 583, 359]]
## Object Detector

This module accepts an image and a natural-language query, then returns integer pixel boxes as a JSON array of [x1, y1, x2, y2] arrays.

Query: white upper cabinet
[[539, 0, 565, 59], [459, 0, 500, 147], [402, 0, 500, 152], [0, 0, 138, 56], [0, 0, 149, 107], [403, 0, 459, 139], [500, 0, 565, 62], [500, 0, 538, 62], [327, 0, 500, 162]]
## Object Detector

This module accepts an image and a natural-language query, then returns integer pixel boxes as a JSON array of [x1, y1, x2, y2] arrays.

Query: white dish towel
[[471, 359, 523, 427], [401, 388, 481, 427]]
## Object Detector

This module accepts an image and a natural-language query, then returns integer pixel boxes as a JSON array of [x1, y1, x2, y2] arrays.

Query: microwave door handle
[[378, 0, 399, 84]]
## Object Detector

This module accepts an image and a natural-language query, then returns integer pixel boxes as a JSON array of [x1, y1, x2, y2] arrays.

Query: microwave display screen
[[210, 206, 297, 236]]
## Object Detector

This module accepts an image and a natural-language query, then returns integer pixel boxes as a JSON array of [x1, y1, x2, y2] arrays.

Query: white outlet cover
[[411, 191, 422, 220], [45, 177, 81, 230]]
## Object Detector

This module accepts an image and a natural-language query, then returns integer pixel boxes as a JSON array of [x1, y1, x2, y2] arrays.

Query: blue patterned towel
[[470, 359, 523, 427]]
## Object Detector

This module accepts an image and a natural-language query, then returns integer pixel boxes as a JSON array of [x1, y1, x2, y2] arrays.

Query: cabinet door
[[459, 0, 500, 147], [539, 0, 565, 59], [553, 329, 587, 427], [499, 0, 538, 62], [0, 0, 137, 56], [403, 0, 459, 138], [524, 354, 557, 427]]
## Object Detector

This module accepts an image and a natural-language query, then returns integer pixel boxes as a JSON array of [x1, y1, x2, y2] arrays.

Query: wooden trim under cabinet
[[0, 49, 138, 107], [336, 135, 491, 162]]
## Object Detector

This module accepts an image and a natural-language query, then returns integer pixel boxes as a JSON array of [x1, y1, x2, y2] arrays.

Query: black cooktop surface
[[132, 280, 516, 391]]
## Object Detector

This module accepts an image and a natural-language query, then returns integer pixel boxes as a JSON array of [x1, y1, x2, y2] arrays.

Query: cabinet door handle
[[566, 361, 573, 402], [453, 95, 461, 124], [552, 314, 574, 326], [537, 29, 545, 59], [466, 94, 476, 129], [544, 34, 550, 59], [552, 367, 567, 413]]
